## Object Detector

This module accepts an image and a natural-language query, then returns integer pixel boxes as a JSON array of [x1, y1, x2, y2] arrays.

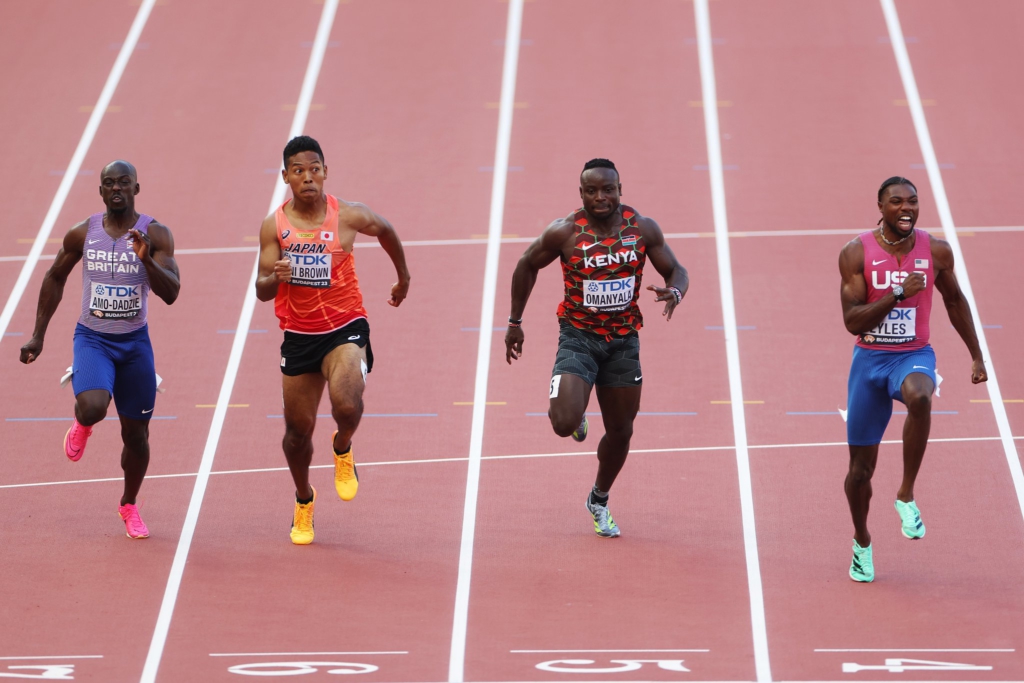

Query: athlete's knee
[[331, 393, 363, 426], [603, 422, 634, 446], [120, 422, 149, 454], [846, 460, 875, 485], [76, 397, 108, 426], [904, 389, 932, 415], [549, 410, 582, 438], [283, 417, 316, 450]]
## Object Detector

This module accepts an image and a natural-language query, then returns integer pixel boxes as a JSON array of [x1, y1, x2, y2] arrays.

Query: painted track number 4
[[842, 658, 992, 673]]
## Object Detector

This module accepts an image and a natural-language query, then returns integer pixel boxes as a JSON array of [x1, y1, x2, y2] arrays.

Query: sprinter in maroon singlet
[[505, 159, 689, 538]]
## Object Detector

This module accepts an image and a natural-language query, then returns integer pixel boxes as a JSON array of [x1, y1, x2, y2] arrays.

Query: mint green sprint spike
[[849, 539, 874, 582], [895, 499, 926, 539]]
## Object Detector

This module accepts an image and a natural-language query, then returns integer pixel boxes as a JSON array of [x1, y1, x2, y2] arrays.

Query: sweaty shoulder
[[64, 219, 90, 253], [634, 213, 664, 246], [839, 236, 865, 275], [336, 198, 374, 229], [927, 232, 954, 271], [539, 213, 577, 251]]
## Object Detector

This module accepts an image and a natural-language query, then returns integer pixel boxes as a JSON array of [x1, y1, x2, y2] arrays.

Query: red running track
[[1, 1, 1023, 682]]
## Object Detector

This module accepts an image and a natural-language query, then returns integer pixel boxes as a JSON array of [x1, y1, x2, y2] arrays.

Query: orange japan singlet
[[274, 194, 367, 334]]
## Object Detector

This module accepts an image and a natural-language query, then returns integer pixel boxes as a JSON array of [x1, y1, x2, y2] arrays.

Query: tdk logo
[[587, 280, 632, 293], [95, 285, 139, 297], [291, 254, 329, 266]]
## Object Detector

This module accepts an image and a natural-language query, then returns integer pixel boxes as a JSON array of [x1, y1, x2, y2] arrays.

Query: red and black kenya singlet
[[556, 206, 646, 340]]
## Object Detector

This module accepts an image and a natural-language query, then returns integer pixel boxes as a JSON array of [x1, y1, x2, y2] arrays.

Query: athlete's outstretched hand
[[972, 358, 988, 384], [505, 326, 524, 364], [647, 284, 682, 321], [388, 279, 409, 307], [19, 337, 43, 364]]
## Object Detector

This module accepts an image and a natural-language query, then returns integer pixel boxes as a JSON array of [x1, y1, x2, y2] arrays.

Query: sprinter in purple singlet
[[20, 161, 180, 539], [838, 177, 986, 582]]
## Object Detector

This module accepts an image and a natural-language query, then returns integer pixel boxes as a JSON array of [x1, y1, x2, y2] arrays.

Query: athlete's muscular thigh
[[282, 372, 327, 437], [322, 343, 367, 415], [595, 384, 641, 434]]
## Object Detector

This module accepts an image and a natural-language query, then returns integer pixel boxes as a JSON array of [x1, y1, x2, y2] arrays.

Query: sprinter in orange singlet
[[256, 136, 411, 545]]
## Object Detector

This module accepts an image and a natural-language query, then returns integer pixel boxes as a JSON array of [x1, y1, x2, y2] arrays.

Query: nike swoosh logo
[[634, 375, 642, 381], [580, 243, 597, 251], [348, 335, 360, 340], [912, 365, 929, 370], [142, 408, 154, 414], [872, 259, 887, 265], [88, 239, 101, 245]]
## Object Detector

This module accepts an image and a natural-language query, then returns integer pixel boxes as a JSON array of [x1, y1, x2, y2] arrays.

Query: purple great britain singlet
[[78, 213, 153, 334]]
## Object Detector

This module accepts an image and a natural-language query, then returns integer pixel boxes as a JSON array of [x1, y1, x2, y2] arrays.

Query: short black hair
[[283, 135, 324, 167], [581, 158, 618, 180], [878, 176, 916, 201]]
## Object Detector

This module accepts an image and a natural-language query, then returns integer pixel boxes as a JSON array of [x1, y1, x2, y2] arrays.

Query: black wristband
[[508, 316, 523, 326]]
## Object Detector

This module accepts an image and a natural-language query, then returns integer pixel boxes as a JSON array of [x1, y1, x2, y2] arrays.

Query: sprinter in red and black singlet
[[505, 159, 689, 538], [20, 160, 180, 540], [838, 176, 987, 582], [256, 136, 411, 545]]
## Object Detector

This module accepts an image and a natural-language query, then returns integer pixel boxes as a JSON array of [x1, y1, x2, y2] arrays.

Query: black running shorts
[[280, 318, 373, 377], [551, 322, 641, 388]]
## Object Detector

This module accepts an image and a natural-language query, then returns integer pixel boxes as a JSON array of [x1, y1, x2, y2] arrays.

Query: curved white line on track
[[448, 2, 523, 681], [880, 0, 1024, 533], [137, 2, 340, 682], [693, 1, 771, 681], [0, 0, 157, 343]]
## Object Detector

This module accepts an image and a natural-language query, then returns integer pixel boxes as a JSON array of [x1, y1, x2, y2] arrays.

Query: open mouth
[[897, 214, 913, 229]]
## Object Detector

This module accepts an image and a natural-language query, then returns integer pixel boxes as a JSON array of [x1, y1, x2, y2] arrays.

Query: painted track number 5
[[537, 659, 690, 673], [228, 661, 378, 676]]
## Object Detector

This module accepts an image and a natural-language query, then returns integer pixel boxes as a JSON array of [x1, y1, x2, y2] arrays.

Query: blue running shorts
[[847, 344, 937, 446], [72, 323, 157, 421]]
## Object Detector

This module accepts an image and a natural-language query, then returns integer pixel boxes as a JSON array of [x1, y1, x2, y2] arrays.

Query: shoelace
[[592, 505, 613, 529], [121, 505, 143, 530], [294, 500, 314, 529], [335, 453, 355, 480]]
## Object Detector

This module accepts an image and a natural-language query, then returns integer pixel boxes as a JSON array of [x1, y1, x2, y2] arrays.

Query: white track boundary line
[[5, 435, 1020, 492], [448, 2, 523, 681], [0, 0, 157, 343], [693, 1, 771, 681], [881, 0, 1024, 527], [137, 2, 340, 682]]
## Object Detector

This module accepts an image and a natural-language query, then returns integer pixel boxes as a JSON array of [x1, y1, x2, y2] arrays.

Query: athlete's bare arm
[[839, 237, 925, 335], [930, 235, 987, 383], [637, 216, 688, 321], [129, 221, 180, 305], [19, 221, 88, 363], [255, 214, 290, 302], [505, 216, 576, 364], [340, 202, 410, 307]]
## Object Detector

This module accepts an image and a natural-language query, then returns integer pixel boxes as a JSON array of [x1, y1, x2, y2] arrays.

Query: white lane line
[[693, 2, 771, 682], [448, 2, 522, 681], [210, 651, 408, 657], [138, 3, 340, 683], [0, 655, 103, 660], [0, 0, 157, 344], [3, 224, 1022, 264], [815, 649, 1015, 653], [511, 649, 709, 653], [4, 435, 1020, 492], [881, 0, 1024, 531]]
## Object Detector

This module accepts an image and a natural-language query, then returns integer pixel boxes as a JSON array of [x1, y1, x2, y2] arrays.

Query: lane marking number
[[227, 661, 378, 676], [841, 658, 992, 673], [0, 664, 75, 680], [536, 659, 690, 673]]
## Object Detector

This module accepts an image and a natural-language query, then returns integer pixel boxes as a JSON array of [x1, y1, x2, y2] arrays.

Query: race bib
[[583, 276, 635, 312], [289, 252, 333, 288], [861, 306, 916, 345], [89, 282, 141, 319]]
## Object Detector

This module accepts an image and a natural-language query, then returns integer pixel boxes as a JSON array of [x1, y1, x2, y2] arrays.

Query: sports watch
[[892, 285, 906, 302]]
